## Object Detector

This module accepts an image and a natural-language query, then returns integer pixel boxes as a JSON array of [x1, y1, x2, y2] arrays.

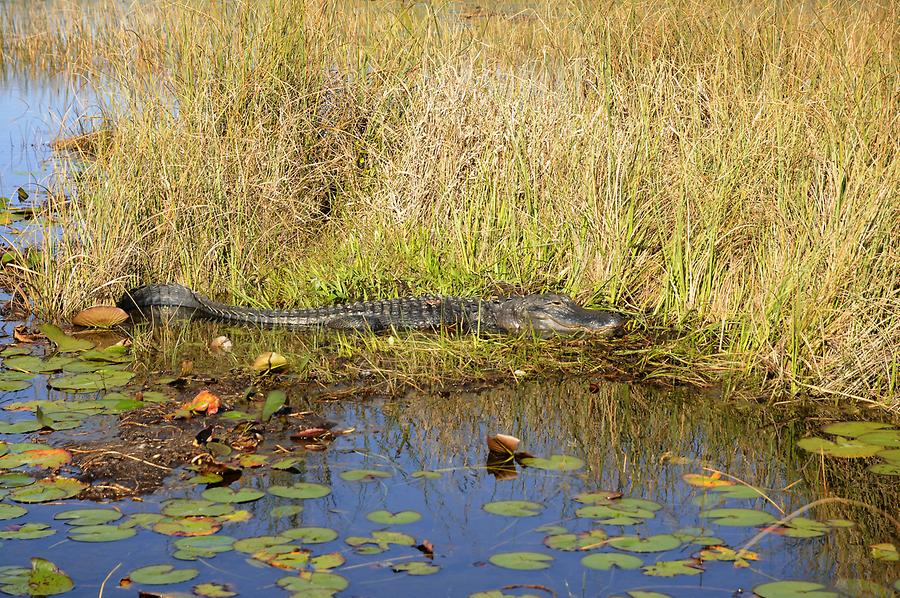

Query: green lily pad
[[0, 420, 42, 434], [366, 509, 422, 525], [488, 552, 554, 570], [173, 535, 236, 560], [0, 523, 55, 539], [857, 430, 900, 447], [0, 380, 30, 392], [544, 529, 607, 551], [39, 324, 94, 352], [310, 553, 346, 570], [2, 356, 75, 373], [48, 370, 134, 392], [271, 457, 305, 471], [0, 473, 34, 488], [79, 346, 132, 363], [641, 559, 704, 577], [519, 454, 585, 471], [0, 503, 27, 520], [193, 582, 237, 598], [700, 508, 777, 527], [9, 477, 86, 503], [796, 437, 882, 458], [0, 447, 71, 469], [709, 484, 762, 499], [282, 527, 339, 544], [871, 543, 898, 561], [392, 562, 440, 575], [276, 572, 349, 595], [68, 524, 137, 542], [152, 516, 221, 537], [120, 513, 165, 529], [128, 564, 198, 585], [0, 558, 74, 596], [234, 536, 291, 553], [580, 553, 643, 570], [339, 468, 392, 482], [753, 581, 838, 597], [161, 499, 235, 517], [271, 505, 304, 518], [483, 500, 543, 517], [821, 422, 892, 437], [868, 463, 900, 476], [268, 482, 331, 499], [202, 487, 265, 503], [608, 534, 681, 553], [261, 389, 287, 422], [54, 508, 122, 526]]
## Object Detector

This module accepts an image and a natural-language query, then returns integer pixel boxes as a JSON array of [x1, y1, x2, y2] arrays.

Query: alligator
[[117, 284, 626, 337]]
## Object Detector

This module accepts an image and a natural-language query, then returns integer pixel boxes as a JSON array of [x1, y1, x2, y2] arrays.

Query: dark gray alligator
[[118, 284, 626, 337]]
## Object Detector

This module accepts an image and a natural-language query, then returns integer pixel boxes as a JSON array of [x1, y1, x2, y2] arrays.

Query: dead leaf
[[181, 389, 221, 415], [416, 539, 435, 558], [251, 351, 288, 373], [487, 433, 520, 454], [71, 305, 129, 328], [210, 335, 233, 353]]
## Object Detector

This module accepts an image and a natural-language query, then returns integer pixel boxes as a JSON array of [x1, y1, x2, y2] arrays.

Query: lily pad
[[128, 564, 198, 585], [2, 356, 75, 373], [700, 507, 777, 527], [282, 527, 338, 544], [48, 370, 134, 392], [366, 509, 421, 525], [519, 454, 585, 471], [488, 552, 554, 570], [268, 482, 331, 499], [152, 516, 221, 537], [161, 499, 235, 518], [38, 324, 94, 352], [391, 562, 440, 575], [271, 505, 304, 518], [0, 420, 42, 434], [339, 468, 392, 482], [202, 487, 265, 503], [642, 559, 704, 577], [857, 430, 900, 447], [0, 447, 71, 469], [261, 389, 287, 421], [821, 422, 892, 437], [608, 534, 681, 553], [796, 437, 882, 458], [234, 536, 291, 553], [0, 523, 55, 539], [9, 477, 86, 503], [544, 530, 607, 551], [0, 473, 34, 489], [71, 306, 129, 328], [868, 463, 900, 476], [276, 572, 349, 595], [173, 535, 236, 560], [581, 553, 643, 570], [193, 583, 237, 598], [54, 508, 122, 526], [0, 558, 73, 596], [310, 553, 345, 570], [753, 581, 838, 598], [0, 503, 27, 520], [68, 524, 136, 542], [483, 500, 542, 517]]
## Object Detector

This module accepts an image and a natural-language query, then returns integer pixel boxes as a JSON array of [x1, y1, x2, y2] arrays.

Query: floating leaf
[[0, 558, 74, 596], [172, 535, 236, 560], [0, 473, 34, 489], [282, 527, 339, 544], [339, 468, 392, 482], [128, 564, 198, 585], [310, 553, 346, 570], [608, 534, 681, 553], [0, 420, 42, 434], [262, 390, 287, 421], [821, 422, 892, 437], [276, 572, 348, 595], [489, 551, 554, 570], [161, 499, 234, 518], [868, 463, 900, 476], [700, 508, 777, 527], [576, 498, 661, 523], [0, 447, 71, 469], [483, 500, 543, 517], [48, 370, 134, 392], [857, 430, 900, 447], [268, 482, 331, 499], [709, 484, 762, 499], [233, 535, 291, 553], [2, 356, 75, 374], [796, 437, 882, 458], [261, 548, 312, 570], [519, 454, 584, 471], [68, 524, 136, 542], [486, 434, 520, 453], [54, 508, 122, 526], [202, 487, 264, 504], [753, 581, 839, 598], [641, 559, 704, 577], [152, 516, 221, 537], [870, 543, 898, 561], [682, 473, 733, 488], [71, 306, 129, 328], [543, 530, 608, 551], [580, 553, 643, 570], [0, 523, 55, 539], [9, 477, 86, 503], [38, 324, 94, 352], [698, 546, 758, 567], [391, 562, 440, 575], [0, 503, 27, 520], [251, 352, 288, 373], [193, 582, 237, 598], [238, 453, 268, 468], [271, 505, 304, 518], [366, 510, 422, 525]]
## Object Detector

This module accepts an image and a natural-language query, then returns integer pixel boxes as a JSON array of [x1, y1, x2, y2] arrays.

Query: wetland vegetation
[[0, 1, 898, 597]]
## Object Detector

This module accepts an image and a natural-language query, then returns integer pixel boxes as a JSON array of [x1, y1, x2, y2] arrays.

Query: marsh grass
[[0, 0, 897, 407]]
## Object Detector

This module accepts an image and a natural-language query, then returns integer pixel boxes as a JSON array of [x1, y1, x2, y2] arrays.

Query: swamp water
[[0, 76, 898, 598]]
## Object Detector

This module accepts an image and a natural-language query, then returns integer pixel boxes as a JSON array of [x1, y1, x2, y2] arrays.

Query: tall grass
[[1, 0, 897, 408]]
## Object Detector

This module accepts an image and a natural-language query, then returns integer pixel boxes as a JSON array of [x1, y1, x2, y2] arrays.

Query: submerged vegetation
[[0, 0, 897, 407]]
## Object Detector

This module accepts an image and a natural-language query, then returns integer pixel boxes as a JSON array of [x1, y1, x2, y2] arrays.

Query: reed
[[1, 0, 896, 408]]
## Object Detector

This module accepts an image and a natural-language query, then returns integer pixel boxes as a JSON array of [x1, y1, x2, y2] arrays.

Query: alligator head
[[493, 294, 627, 337]]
